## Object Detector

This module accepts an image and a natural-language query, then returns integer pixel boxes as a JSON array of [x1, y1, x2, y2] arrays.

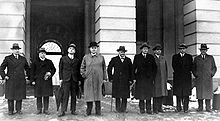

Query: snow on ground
[[0, 96, 220, 121]]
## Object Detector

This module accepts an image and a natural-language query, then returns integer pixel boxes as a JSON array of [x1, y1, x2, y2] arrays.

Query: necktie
[[15, 55, 18, 59], [202, 55, 205, 60]]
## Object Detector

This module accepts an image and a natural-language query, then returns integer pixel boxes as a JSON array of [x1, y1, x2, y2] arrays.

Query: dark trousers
[[176, 96, 189, 111], [37, 96, 49, 111], [115, 98, 127, 112], [8, 100, 22, 112], [139, 99, 151, 112], [86, 101, 101, 115], [153, 97, 163, 112], [61, 81, 77, 112], [198, 99, 211, 110]]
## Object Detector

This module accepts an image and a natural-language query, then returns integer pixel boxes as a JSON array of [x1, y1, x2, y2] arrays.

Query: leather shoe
[[206, 109, 212, 112], [146, 110, 153, 114], [71, 111, 77, 115], [16, 111, 22, 115], [36, 110, 42, 114], [197, 108, 203, 112], [8, 111, 13, 115], [140, 110, 145, 114], [43, 110, 50, 115], [158, 109, 165, 113], [153, 110, 159, 114], [184, 110, 189, 113], [58, 112, 65, 117]]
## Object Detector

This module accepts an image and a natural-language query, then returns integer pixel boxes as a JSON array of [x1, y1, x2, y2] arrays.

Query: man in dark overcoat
[[152, 44, 168, 114], [133, 42, 157, 114], [107, 46, 133, 113], [193, 44, 217, 112], [0, 43, 30, 115], [30, 48, 56, 115], [172, 43, 193, 113], [58, 43, 81, 117]]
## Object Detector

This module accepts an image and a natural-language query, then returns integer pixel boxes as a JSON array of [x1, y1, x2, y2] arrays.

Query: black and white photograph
[[0, 0, 220, 121]]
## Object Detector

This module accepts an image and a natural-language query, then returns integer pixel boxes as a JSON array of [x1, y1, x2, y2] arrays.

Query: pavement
[[0, 96, 220, 121]]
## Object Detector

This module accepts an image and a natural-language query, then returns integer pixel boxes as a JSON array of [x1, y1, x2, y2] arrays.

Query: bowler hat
[[199, 44, 209, 50], [11, 43, 21, 49], [68, 43, 76, 49], [152, 44, 162, 51], [116, 46, 127, 52], [178, 43, 188, 49], [140, 42, 150, 49], [88, 42, 99, 48], [38, 47, 47, 53]]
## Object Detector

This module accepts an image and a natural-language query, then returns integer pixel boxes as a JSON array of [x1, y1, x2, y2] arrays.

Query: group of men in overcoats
[[0, 42, 217, 116]]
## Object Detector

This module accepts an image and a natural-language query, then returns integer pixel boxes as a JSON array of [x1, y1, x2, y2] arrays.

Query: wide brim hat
[[11, 43, 21, 49], [199, 44, 209, 50], [38, 47, 47, 53], [152, 44, 162, 51], [140, 42, 150, 49], [116, 46, 127, 52], [88, 42, 99, 48], [178, 43, 188, 49], [68, 43, 76, 49]]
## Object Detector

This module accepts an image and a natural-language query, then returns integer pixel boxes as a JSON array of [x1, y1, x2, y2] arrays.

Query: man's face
[[68, 47, 76, 54], [179, 48, 186, 54], [39, 52, 46, 59], [12, 49, 20, 55], [90, 46, 98, 54], [142, 47, 149, 54], [200, 49, 207, 55], [118, 51, 125, 58], [154, 49, 162, 55]]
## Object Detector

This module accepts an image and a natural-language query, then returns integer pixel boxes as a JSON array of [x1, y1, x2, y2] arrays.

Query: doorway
[[40, 40, 62, 85], [30, 0, 85, 62]]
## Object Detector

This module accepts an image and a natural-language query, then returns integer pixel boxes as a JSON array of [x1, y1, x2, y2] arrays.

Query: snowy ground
[[0, 95, 220, 121]]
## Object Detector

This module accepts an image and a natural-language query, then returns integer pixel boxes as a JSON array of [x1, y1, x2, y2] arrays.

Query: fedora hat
[[178, 43, 188, 49], [68, 43, 76, 49], [152, 44, 162, 51], [88, 42, 99, 48], [11, 43, 21, 50], [38, 47, 47, 53], [116, 46, 127, 52], [140, 42, 150, 49], [199, 44, 209, 50]]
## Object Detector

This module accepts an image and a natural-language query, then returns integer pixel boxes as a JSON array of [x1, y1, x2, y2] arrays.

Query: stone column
[[0, 0, 26, 63], [184, 0, 220, 78], [95, 0, 136, 65]]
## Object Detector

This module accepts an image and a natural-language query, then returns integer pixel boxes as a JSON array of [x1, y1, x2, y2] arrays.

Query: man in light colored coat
[[193, 44, 217, 112], [80, 42, 107, 116], [152, 44, 168, 114]]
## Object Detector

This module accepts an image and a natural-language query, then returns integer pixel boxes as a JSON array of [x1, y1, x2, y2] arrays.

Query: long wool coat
[[80, 54, 107, 102], [30, 58, 56, 97], [133, 53, 157, 100], [193, 54, 217, 99], [107, 56, 132, 98], [153, 55, 168, 97], [172, 53, 193, 97], [0, 54, 30, 100]]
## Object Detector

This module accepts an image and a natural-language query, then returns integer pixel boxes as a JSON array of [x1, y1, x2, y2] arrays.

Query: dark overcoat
[[172, 53, 193, 97], [59, 56, 81, 82], [133, 53, 157, 100], [153, 55, 168, 97], [193, 54, 217, 99], [30, 58, 56, 97], [107, 56, 132, 98], [0, 54, 30, 100]]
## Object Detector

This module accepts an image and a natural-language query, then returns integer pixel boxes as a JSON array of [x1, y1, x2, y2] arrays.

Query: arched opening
[[40, 40, 62, 85]]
